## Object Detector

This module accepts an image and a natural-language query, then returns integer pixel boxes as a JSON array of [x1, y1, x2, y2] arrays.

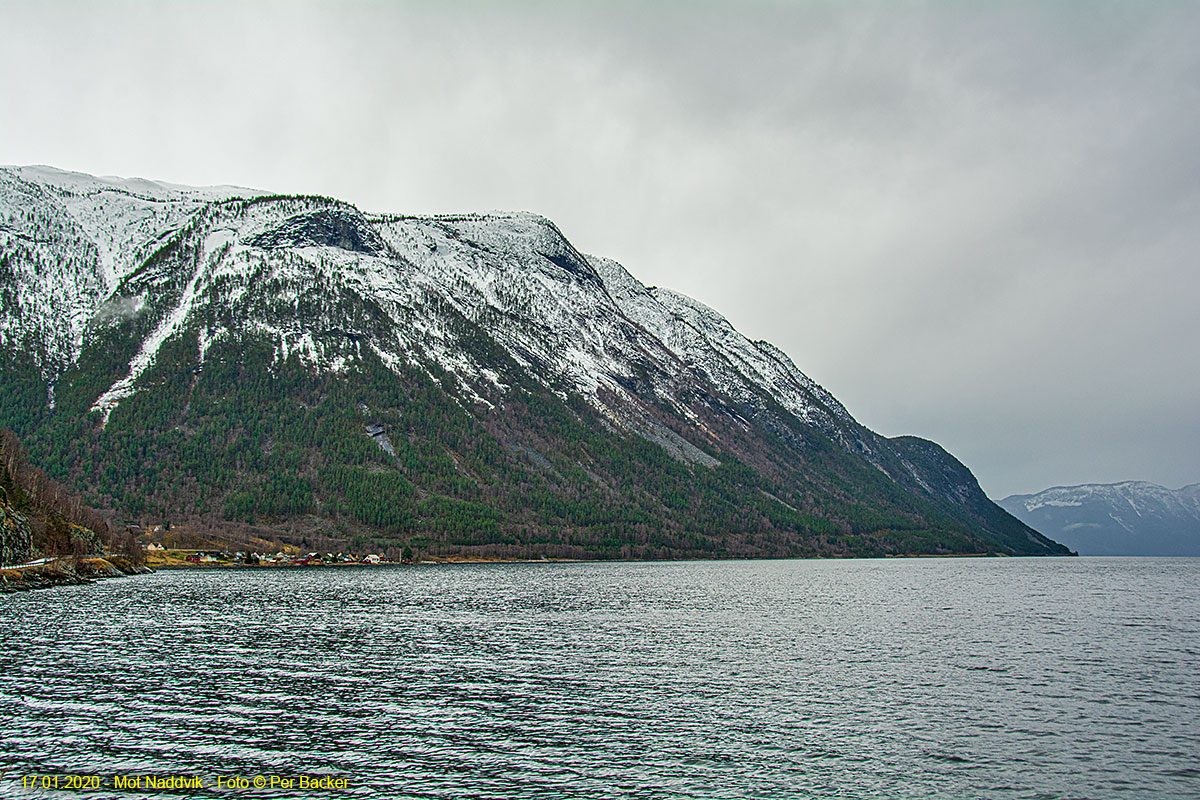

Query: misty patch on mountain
[[91, 295, 145, 326]]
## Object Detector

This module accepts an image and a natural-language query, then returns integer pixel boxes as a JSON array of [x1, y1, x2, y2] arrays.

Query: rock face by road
[[0, 496, 33, 565]]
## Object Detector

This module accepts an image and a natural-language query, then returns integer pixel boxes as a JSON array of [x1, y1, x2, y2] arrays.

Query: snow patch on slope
[[90, 257, 208, 426]]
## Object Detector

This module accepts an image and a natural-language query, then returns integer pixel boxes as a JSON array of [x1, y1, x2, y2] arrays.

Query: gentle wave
[[3, 558, 1199, 798]]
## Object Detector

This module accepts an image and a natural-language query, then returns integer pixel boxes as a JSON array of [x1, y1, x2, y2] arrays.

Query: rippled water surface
[[3, 558, 1199, 799]]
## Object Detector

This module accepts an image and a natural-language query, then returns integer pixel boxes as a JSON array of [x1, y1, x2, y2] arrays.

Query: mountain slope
[[1000, 482, 1200, 556], [0, 165, 1068, 559]]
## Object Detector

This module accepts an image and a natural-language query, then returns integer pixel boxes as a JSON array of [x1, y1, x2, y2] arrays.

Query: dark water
[[2, 558, 1199, 799]]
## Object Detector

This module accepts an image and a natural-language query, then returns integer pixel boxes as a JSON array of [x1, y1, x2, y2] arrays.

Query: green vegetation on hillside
[[0, 316, 1058, 560]]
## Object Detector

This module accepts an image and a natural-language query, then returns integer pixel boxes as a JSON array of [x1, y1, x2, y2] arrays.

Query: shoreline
[[0, 556, 152, 594], [2, 550, 1085, 593], [146, 551, 1073, 569]]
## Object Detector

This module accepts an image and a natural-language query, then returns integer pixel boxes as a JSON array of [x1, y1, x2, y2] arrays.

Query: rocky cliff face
[[0, 165, 1067, 558], [0, 495, 32, 566]]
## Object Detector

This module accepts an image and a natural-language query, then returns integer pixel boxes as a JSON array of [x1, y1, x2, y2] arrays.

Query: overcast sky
[[2, 0, 1198, 499]]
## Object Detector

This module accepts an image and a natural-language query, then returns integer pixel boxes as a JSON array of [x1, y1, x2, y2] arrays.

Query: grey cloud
[[1, 0, 1197, 498]]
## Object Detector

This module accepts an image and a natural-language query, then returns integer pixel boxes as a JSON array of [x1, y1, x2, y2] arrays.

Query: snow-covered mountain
[[1000, 482, 1200, 556], [0, 166, 855, 439], [0, 165, 1066, 558]]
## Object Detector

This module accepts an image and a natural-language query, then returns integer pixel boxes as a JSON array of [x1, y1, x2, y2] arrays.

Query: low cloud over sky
[[3, 0, 1198, 498]]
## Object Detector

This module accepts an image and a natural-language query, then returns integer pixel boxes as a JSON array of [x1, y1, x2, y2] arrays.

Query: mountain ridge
[[0, 165, 1068, 559], [1000, 481, 1200, 556]]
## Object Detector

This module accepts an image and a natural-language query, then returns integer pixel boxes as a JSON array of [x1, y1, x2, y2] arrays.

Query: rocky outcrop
[[0, 556, 153, 594], [0, 493, 33, 566]]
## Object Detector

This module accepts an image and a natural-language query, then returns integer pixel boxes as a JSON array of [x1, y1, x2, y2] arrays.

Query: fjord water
[[2, 559, 1198, 799]]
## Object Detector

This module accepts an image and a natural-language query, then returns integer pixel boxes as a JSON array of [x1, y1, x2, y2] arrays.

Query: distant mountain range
[[0, 165, 1069, 560], [1000, 482, 1200, 556]]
